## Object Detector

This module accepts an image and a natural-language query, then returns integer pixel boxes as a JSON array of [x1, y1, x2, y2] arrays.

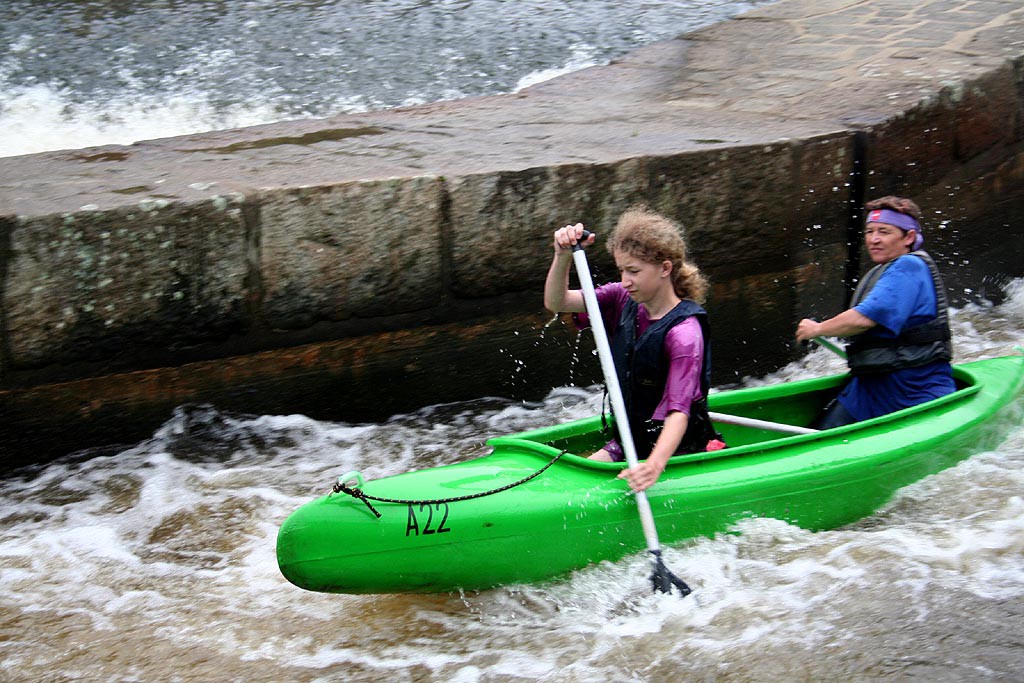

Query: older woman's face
[[864, 222, 916, 264]]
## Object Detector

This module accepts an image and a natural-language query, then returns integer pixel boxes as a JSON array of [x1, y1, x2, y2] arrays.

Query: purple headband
[[866, 208, 923, 249]]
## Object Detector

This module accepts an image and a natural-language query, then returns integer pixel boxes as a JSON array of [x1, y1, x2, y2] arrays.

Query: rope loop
[[331, 449, 568, 519], [333, 481, 383, 518]]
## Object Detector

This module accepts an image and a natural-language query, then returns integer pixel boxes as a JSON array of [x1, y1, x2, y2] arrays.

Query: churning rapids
[[1, 280, 1022, 682], [0, 0, 773, 158], [2, 0, 1023, 680]]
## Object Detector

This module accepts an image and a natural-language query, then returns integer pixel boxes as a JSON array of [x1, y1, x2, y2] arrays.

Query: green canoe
[[277, 355, 1024, 594]]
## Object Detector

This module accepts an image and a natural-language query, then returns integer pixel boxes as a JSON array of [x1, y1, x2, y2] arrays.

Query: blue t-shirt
[[838, 254, 955, 420]]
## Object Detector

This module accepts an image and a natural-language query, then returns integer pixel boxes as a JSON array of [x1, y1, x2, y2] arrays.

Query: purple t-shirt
[[575, 283, 705, 458]]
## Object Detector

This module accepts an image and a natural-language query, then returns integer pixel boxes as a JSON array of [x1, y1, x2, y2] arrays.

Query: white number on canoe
[[406, 503, 452, 536]]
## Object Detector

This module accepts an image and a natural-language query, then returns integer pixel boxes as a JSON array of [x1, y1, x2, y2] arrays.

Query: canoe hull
[[277, 356, 1024, 593]]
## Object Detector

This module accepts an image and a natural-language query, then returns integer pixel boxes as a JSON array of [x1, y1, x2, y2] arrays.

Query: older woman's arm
[[795, 308, 876, 343]]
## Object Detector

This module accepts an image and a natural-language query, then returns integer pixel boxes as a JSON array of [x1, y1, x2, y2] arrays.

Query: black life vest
[[609, 299, 717, 457], [845, 250, 952, 374]]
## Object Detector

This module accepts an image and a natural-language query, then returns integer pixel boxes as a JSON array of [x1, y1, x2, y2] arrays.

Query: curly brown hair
[[606, 206, 708, 303], [865, 195, 921, 220]]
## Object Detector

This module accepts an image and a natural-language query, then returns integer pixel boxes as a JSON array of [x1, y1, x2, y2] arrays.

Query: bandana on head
[[867, 208, 923, 250]]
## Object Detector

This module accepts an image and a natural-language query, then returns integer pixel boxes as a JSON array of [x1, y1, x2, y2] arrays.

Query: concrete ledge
[[1, 0, 1023, 462]]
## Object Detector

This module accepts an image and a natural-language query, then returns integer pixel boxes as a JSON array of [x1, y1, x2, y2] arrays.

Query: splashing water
[[0, 0, 772, 157], [1, 279, 1022, 681]]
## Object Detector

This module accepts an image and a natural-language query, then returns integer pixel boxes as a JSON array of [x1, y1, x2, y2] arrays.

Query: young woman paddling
[[544, 207, 720, 493], [795, 195, 956, 428]]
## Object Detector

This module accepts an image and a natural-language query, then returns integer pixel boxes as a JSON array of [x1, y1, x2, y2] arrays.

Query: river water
[[1, 280, 1022, 682], [0, 0, 773, 158], [3, 1, 1024, 681]]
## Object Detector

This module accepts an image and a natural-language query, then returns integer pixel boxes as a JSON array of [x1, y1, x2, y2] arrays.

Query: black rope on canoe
[[331, 449, 568, 519]]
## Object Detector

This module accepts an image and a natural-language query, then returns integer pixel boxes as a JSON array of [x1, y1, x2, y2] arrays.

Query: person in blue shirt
[[795, 195, 956, 429]]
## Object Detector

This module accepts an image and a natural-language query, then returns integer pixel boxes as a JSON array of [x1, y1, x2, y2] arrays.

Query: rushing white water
[[2, 1, 1022, 678], [1, 280, 1021, 682], [0, 0, 772, 158]]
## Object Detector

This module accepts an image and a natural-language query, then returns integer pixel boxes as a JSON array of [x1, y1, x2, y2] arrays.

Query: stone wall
[[861, 62, 1024, 302], [1, 0, 1023, 464]]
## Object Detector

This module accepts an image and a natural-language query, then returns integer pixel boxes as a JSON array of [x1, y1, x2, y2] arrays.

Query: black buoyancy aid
[[845, 250, 952, 374], [609, 298, 716, 457]]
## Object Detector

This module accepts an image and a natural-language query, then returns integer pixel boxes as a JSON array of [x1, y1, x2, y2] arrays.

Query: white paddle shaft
[[571, 248, 662, 551]]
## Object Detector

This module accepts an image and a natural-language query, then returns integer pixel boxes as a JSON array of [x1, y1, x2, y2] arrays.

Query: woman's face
[[864, 222, 915, 263], [614, 249, 671, 306]]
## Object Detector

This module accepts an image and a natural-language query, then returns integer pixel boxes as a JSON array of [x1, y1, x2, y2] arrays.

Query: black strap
[[332, 449, 568, 518]]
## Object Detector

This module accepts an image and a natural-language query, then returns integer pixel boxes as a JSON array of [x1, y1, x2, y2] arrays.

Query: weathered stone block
[[4, 196, 250, 372], [866, 63, 1021, 191], [0, 214, 12, 382], [259, 176, 445, 328], [446, 136, 853, 301], [1, 0, 1022, 464], [779, 135, 858, 334], [447, 165, 622, 298], [864, 61, 1024, 304], [0, 309, 596, 464], [447, 134, 856, 381], [663, 136, 853, 373], [916, 149, 1024, 303]]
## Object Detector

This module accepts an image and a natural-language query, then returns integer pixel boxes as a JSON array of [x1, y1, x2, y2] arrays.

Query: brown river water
[[1, 280, 1023, 682]]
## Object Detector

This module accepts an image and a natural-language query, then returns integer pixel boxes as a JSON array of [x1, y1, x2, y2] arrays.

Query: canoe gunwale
[[487, 363, 992, 471]]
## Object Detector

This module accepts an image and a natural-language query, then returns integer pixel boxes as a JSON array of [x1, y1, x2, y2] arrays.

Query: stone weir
[[1, 0, 1023, 464]]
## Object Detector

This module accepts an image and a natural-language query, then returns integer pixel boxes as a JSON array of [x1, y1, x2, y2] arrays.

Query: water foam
[[0, 84, 304, 157], [0, 275, 1021, 682]]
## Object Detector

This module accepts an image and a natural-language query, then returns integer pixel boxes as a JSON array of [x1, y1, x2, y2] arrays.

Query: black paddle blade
[[649, 549, 692, 597]]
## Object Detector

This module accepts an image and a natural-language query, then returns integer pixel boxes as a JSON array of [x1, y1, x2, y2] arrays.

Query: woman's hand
[[544, 223, 590, 313], [796, 309, 876, 343], [618, 412, 686, 492], [553, 223, 594, 254], [795, 318, 822, 343], [618, 459, 665, 493]]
